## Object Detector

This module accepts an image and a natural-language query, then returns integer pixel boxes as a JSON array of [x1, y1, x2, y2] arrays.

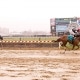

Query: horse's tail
[[52, 38, 61, 42], [55, 38, 61, 42]]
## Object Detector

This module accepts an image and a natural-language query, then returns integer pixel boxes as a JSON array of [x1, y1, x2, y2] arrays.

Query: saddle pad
[[68, 35, 74, 41]]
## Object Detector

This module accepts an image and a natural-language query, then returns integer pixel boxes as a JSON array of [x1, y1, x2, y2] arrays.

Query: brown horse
[[52, 35, 80, 50]]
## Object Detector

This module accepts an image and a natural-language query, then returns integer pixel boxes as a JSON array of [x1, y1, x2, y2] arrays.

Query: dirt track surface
[[0, 50, 80, 80]]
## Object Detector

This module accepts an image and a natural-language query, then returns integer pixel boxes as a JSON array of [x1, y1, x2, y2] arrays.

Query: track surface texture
[[0, 50, 80, 80]]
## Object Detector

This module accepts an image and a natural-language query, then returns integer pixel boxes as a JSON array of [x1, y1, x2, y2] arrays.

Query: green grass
[[3, 37, 58, 41]]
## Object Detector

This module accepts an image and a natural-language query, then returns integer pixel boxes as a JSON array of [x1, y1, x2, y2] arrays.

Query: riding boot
[[72, 36, 74, 44], [72, 38, 74, 44]]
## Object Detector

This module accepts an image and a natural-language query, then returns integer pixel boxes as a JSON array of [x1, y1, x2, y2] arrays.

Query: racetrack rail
[[0, 40, 59, 49]]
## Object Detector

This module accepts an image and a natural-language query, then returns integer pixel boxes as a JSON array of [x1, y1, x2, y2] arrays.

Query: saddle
[[68, 35, 74, 43]]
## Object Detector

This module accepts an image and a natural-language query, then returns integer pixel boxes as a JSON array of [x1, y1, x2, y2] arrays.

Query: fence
[[0, 40, 59, 49]]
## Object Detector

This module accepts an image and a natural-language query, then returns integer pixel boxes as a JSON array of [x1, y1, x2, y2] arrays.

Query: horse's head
[[0, 35, 3, 40]]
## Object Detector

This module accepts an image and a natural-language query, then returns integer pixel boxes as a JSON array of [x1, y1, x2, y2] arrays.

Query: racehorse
[[52, 35, 80, 50]]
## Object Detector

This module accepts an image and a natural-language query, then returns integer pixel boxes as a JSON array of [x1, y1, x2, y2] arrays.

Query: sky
[[0, 0, 80, 32]]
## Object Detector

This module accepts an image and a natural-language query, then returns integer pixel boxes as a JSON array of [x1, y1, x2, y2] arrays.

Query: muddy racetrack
[[0, 50, 80, 80]]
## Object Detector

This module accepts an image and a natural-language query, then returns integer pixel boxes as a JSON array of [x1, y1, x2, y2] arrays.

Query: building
[[50, 17, 80, 36], [0, 27, 9, 36]]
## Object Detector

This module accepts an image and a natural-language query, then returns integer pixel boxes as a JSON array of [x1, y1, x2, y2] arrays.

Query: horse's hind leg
[[62, 44, 67, 51], [63, 42, 68, 51]]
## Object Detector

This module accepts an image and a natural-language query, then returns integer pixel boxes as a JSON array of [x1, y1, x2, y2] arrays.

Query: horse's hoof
[[64, 48, 66, 51]]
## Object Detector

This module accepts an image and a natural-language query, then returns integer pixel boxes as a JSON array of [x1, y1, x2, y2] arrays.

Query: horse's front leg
[[72, 45, 75, 50], [76, 45, 79, 50], [72, 45, 79, 50]]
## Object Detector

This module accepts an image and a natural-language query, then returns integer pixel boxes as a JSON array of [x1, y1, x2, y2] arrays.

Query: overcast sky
[[0, 0, 80, 32]]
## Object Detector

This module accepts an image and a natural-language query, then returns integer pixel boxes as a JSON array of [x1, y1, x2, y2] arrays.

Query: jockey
[[77, 28, 80, 33], [69, 28, 77, 37], [75, 27, 80, 37], [68, 28, 77, 43], [68, 27, 80, 43]]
